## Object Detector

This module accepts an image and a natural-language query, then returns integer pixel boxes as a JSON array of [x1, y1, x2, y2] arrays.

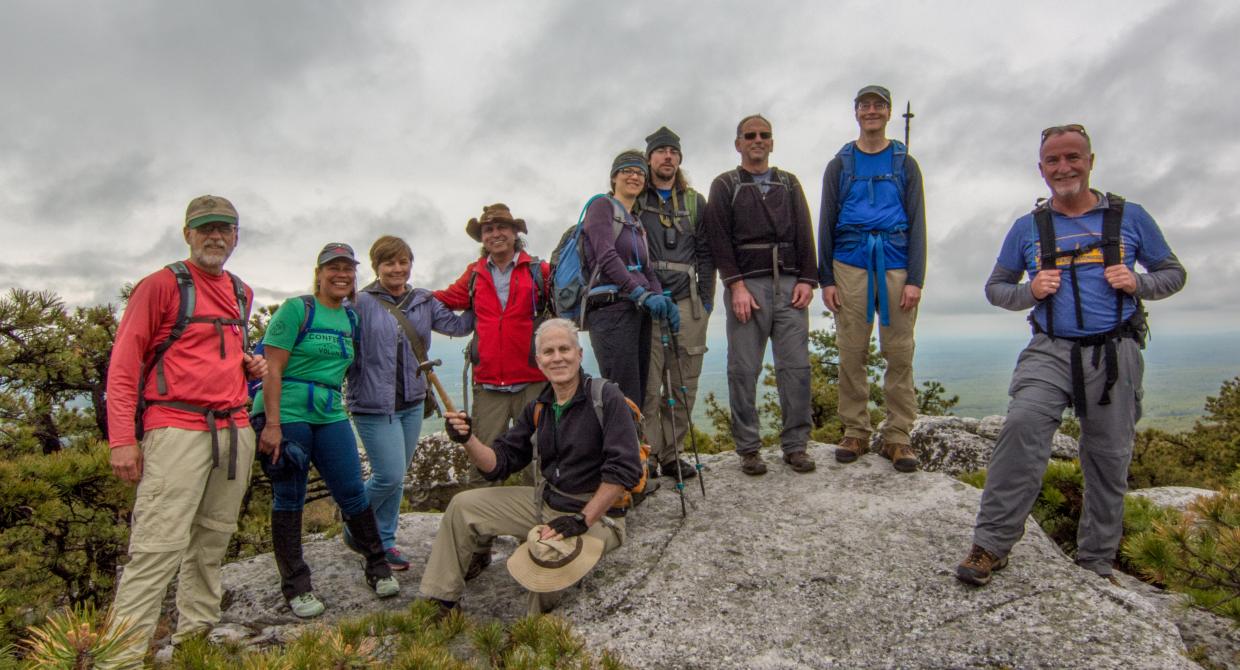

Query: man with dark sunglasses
[[703, 114, 818, 476], [818, 84, 927, 473], [956, 124, 1186, 587]]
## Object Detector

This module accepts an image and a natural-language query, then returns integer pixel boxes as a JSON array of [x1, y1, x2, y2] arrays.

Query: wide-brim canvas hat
[[507, 525, 604, 593], [466, 203, 528, 242]]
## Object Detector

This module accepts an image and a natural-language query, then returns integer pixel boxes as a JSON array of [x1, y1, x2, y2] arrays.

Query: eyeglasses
[[741, 131, 772, 140], [856, 100, 889, 111], [616, 167, 646, 177], [194, 222, 236, 235], [1040, 124, 1089, 144]]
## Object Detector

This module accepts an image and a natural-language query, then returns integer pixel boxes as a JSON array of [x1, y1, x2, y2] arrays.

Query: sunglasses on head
[[1040, 124, 1088, 144], [741, 131, 772, 140]]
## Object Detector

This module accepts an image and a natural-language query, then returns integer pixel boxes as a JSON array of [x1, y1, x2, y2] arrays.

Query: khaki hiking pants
[[104, 426, 255, 669], [418, 486, 624, 616], [468, 383, 543, 487], [642, 294, 709, 465], [834, 262, 918, 445]]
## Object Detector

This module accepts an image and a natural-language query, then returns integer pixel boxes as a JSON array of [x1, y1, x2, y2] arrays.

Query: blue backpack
[[248, 295, 359, 399], [549, 194, 631, 327], [835, 139, 908, 210]]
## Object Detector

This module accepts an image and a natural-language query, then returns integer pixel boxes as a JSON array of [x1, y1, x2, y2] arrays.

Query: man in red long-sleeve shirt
[[104, 195, 266, 667]]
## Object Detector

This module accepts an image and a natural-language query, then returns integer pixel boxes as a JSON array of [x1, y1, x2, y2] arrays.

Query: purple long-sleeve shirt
[[581, 196, 661, 296]]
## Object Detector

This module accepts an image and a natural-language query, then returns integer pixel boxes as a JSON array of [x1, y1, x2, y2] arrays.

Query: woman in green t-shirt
[[255, 242, 399, 619]]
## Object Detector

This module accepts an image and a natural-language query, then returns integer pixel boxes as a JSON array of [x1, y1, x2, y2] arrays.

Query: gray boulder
[[1128, 486, 1219, 513], [907, 414, 1079, 476], [217, 441, 1198, 669]]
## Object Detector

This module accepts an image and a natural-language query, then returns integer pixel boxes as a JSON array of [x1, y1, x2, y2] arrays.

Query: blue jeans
[[271, 420, 369, 517], [352, 405, 423, 548]]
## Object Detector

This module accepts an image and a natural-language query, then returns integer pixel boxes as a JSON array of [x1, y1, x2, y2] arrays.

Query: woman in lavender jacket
[[346, 235, 473, 569]]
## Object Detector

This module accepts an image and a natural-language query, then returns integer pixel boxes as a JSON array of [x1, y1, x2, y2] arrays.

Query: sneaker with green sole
[[288, 592, 325, 618], [372, 575, 400, 598]]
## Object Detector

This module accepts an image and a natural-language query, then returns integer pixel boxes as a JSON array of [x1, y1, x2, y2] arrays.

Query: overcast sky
[[1, 1, 1236, 341]]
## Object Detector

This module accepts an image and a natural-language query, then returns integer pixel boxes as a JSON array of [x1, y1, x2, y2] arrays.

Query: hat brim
[[507, 533, 604, 593], [186, 213, 239, 228], [466, 217, 527, 242], [317, 253, 360, 267]]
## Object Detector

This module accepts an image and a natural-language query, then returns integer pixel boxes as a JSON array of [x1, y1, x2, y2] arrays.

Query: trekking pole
[[417, 358, 458, 414], [659, 320, 687, 518], [668, 329, 707, 498], [461, 345, 472, 415], [903, 101, 914, 147]]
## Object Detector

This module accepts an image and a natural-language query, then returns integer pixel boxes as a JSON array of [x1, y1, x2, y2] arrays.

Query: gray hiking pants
[[724, 275, 812, 455], [972, 333, 1143, 576]]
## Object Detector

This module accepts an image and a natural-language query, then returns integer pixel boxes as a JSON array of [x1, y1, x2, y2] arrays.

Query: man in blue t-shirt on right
[[819, 85, 927, 473], [956, 124, 1186, 587]]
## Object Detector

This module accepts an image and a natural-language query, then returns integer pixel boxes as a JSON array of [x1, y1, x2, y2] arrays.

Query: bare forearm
[[581, 482, 625, 526], [463, 435, 498, 473]]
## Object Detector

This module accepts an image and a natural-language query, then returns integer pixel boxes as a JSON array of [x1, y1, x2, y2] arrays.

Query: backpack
[[531, 376, 652, 509], [135, 261, 249, 439], [1031, 193, 1131, 339], [548, 194, 631, 325], [248, 295, 359, 399], [727, 168, 793, 206], [835, 140, 908, 211]]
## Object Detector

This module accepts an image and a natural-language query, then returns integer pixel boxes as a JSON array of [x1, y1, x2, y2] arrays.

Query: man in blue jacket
[[956, 124, 1186, 586], [818, 85, 927, 473]]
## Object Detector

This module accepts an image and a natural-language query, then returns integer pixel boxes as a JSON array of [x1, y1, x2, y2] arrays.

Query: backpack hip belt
[[651, 260, 701, 319], [145, 400, 247, 480], [737, 242, 793, 302], [1030, 313, 1145, 420]]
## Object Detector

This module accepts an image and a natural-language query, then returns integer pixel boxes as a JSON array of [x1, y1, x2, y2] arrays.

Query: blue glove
[[666, 301, 681, 333], [643, 292, 673, 319], [629, 286, 648, 304]]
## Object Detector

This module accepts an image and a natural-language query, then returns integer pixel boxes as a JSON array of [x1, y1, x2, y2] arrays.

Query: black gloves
[[445, 414, 473, 444], [547, 513, 589, 539]]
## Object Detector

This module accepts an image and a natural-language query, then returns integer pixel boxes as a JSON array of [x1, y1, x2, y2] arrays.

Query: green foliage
[[1124, 489, 1240, 623], [0, 443, 132, 648], [957, 469, 987, 490], [0, 289, 117, 456], [1129, 375, 1240, 490], [915, 380, 959, 416], [128, 607, 628, 669], [19, 603, 145, 669]]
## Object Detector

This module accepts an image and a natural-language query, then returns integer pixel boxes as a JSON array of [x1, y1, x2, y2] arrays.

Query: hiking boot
[[1101, 573, 1122, 587], [877, 438, 919, 473], [288, 592, 325, 619], [783, 450, 816, 473], [955, 544, 1009, 586], [648, 461, 660, 481], [661, 458, 698, 480], [385, 547, 411, 571], [464, 551, 492, 581], [372, 575, 400, 598], [835, 436, 868, 463], [739, 451, 767, 476]]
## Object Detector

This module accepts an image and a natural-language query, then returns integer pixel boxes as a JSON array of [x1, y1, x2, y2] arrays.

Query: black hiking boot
[[342, 507, 399, 598], [660, 458, 697, 480], [464, 551, 492, 581], [739, 451, 767, 476]]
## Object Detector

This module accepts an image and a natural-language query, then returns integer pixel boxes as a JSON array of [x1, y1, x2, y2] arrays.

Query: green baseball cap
[[185, 195, 239, 229]]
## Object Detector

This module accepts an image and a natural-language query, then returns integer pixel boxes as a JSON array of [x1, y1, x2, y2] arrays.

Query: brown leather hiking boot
[[834, 436, 868, 463], [783, 450, 816, 473], [739, 451, 767, 476], [956, 544, 1009, 586], [877, 438, 919, 473]]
